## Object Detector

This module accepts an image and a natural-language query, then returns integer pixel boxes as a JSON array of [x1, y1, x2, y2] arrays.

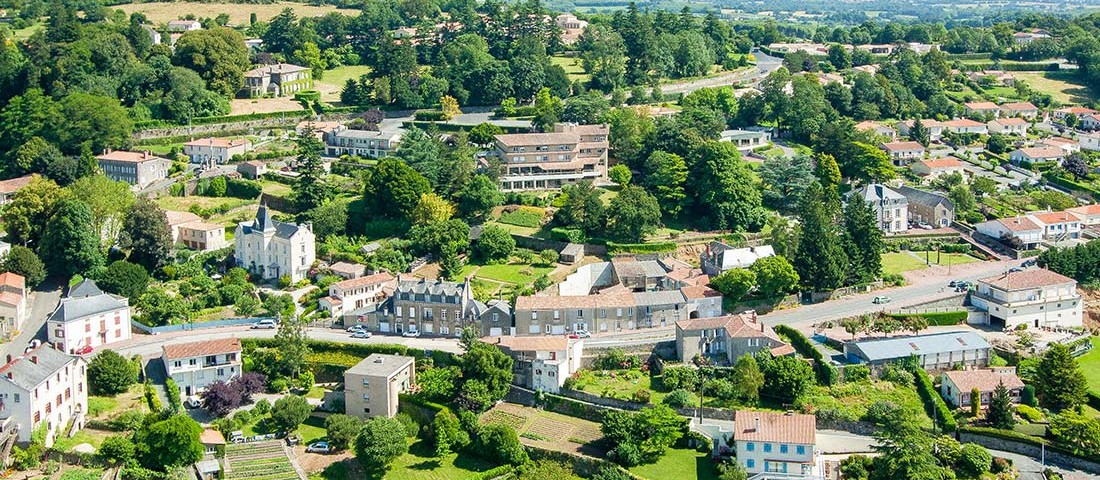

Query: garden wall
[[959, 430, 1100, 474], [130, 316, 271, 334], [511, 234, 607, 257]]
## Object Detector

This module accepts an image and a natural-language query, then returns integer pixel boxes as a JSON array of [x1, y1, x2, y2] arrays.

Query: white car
[[402, 330, 421, 338], [351, 331, 372, 339], [306, 442, 331, 454], [346, 324, 366, 333], [184, 396, 202, 409], [251, 319, 277, 329]]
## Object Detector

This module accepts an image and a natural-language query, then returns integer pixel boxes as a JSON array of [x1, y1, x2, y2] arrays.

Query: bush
[[143, 381, 161, 412], [88, 350, 140, 396], [1016, 404, 1044, 422], [226, 178, 262, 199], [660, 366, 699, 390], [886, 311, 967, 326], [414, 110, 446, 121], [164, 378, 182, 413], [1022, 385, 1037, 406], [844, 364, 870, 382], [606, 241, 676, 254], [957, 443, 992, 478], [879, 365, 914, 386], [395, 412, 419, 437], [774, 324, 835, 386], [253, 398, 272, 415], [632, 389, 651, 404], [593, 349, 641, 370], [663, 389, 693, 408], [550, 227, 587, 243]]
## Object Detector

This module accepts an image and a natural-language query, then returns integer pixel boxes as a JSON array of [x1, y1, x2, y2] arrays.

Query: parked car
[[306, 442, 331, 454], [76, 345, 93, 355], [184, 396, 202, 409], [918, 223, 934, 230], [872, 296, 892, 304], [1021, 259, 1037, 267], [347, 324, 366, 333], [251, 319, 277, 329], [402, 330, 421, 338], [285, 434, 301, 446], [229, 431, 244, 443], [351, 331, 372, 339], [568, 330, 591, 339], [948, 280, 959, 287], [1009, 267, 1024, 273]]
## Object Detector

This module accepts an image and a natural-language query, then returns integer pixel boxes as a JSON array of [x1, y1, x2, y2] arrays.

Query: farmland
[[112, 2, 358, 25]]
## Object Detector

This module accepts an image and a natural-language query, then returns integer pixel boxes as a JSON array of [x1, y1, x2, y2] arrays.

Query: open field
[[231, 97, 308, 116], [1014, 71, 1095, 105], [113, 1, 358, 25], [1078, 337, 1100, 394], [550, 55, 590, 83], [481, 403, 605, 456], [882, 251, 982, 276], [629, 447, 720, 480]]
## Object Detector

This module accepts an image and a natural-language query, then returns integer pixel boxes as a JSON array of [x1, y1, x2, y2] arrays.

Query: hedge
[[414, 110, 446, 121], [164, 378, 182, 413], [886, 311, 968, 326], [774, 324, 837, 386], [606, 241, 676, 254], [910, 366, 957, 432], [143, 381, 162, 412], [946, 52, 993, 61], [1043, 172, 1100, 199], [550, 227, 586, 243], [1088, 391, 1100, 412], [468, 465, 516, 480]]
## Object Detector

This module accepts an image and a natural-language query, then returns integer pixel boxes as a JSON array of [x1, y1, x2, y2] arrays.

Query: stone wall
[[959, 431, 1100, 475]]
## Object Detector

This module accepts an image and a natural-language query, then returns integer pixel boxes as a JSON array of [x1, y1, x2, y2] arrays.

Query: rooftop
[[244, 63, 309, 77], [965, 102, 999, 110], [1031, 211, 1081, 225], [346, 353, 414, 377], [1068, 204, 1100, 216], [96, 150, 167, 164], [943, 119, 986, 128], [163, 338, 242, 360], [165, 210, 202, 227], [495, 131, 581, 148], [515, 292, 635, 310], [1001, 101, 1038, 111], [882, 141, 924, 152], [488, 335, 570, 352], [332, 272, 396, 291], [48, 280, 128, 323], [733, 410, 816, 445], [0, 174, 35, 195], [996, 216, 1041, 232], [992, 117, 1029, 126], [849, 331, 991, 362], [676, 314, 785, 343], [979, 269, 1076, 290], [0, 345, 78, 391], [1014, 147, 1064, 158], [184, 137, 251, 148], [916, 158, 963, 169], [942, 368, 1024, 393], [0, 272, 25, 291]]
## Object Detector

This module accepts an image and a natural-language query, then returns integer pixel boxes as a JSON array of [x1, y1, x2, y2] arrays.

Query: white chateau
[[234, 205, 316, 283]]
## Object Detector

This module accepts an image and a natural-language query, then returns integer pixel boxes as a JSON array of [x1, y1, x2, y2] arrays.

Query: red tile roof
[[332, 272, 395, 291], [676, 314, 785, 343], [965, 102, 999, 110], [1031, 211, 1080, 225], [882, 141, 924, 152], [1068, 205, 1100, 216], [0, 272, 25, 291], [733, 410, 816, 445], [942, 369, 1024, 393], [96, 151, 166, 163], [1001, 101, 1038, 111], [163, 338, 241, 360], [0, 175, 35, 195], [980, 269, 1076, 290], [487, 335, 570, 352], [998, 216, 1041, 232], [917, 158, 963, 169], [944, 119, 985, 128]]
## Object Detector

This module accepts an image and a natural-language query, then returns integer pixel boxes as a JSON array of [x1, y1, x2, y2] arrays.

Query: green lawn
[[325, 438, 497, 480], [461, 262, 553, 286], [550, 55, 590, 83], [259, 180, 293, 196], [882, 251, 982, 276], [1078, 337, 1100, 395], [572, 369, 684, 405], [243, 412, 327, 444], [1014, 71, 1097, 105], [155, 195, 253, 213], [629, 447, 720, 480], [317, 65, 373, 88]]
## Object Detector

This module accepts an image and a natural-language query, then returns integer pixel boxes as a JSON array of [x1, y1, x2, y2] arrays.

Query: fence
[[130, 317, 273, 334]]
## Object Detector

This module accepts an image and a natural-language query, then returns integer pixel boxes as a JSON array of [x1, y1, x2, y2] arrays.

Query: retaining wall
[[959, 431, 1100, 475], [131, 317, 273, 334]]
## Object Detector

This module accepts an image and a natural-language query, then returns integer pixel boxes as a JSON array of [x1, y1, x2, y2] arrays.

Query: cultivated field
[[1014, 71, 1096, 105], [113, 1, 358, 25], [481, 403, 605, 456]]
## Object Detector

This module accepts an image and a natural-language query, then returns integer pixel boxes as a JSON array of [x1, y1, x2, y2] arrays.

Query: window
[[364, 408, 371, 413], [362, 379, 370, 386], [217, 368, 224, 376], [14, 394, 19, 403], [545, 324, 552, 334], [797, 445, 805, 455], [763, 443, 772, 453], [746, 442, 754, 452], [174, 361, 182, 368], [780, 444, 788, 454], [746, 459, 755, 469], [189, 359, 197, 366], [362, 393, 370, 400]]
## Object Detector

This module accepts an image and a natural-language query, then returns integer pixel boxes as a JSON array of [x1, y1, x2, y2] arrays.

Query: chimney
[[30, 356, 36, 364], [5, 372, 10, 380], [754, 417, 760, 433], [4, 355, 9, 364], [760, 321, 765, 333]]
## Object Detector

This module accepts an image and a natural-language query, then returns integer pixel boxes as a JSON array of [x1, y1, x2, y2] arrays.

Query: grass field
[[1014, 71, 1096, 105], [113, 1, 358, 25], [315, 65, 374, 103], [1078, 337, 1100, 394], [309, 438, 497, 480], [882, 251, 983, 276], [460, 262, 553, 285], [481, 403, 605, 456], [11, 22, 44, 40], [155, 195, 253, 213], [628, 447, 720, 480], [550, 55, 590, 83]]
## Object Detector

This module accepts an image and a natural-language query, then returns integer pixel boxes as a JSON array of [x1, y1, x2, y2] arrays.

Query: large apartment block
[[493, 123, 609, 191], [970, 269, 1083, 330]]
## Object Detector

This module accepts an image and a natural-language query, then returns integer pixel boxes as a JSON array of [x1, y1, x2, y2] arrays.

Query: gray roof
[[239, 205, 305, 239], [346, 353, 414, 377], [397, 279, 465, 298], [895, 185, 955, 210], [852, 183, 906, 203], [849, 331, 991, 363], [0, 346, 78, 391], [613, 260, 668, 279], [485, 299, 512, 317], [633, 290, 687, 307], [48, 280, 128, 324]]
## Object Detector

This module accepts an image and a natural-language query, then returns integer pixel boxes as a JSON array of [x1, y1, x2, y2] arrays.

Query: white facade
[[183, 138, 252, 167], [320, 273, 394, 317], [163, 339, 242, 397], [234, 205, 316, 283], [0, 273, 26, 341], [733, 411, 818, 477], [47, 280, 131, 355], [971, 270, 1083, 330], [0, 346, 87, 445], [975, 218, 1043, 249], [852, 184, 909, 234]]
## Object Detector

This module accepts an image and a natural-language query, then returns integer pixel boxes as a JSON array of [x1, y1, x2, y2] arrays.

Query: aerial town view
[[3, 0, 1100, 478]]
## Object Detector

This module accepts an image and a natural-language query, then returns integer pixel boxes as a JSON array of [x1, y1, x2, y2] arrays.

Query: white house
[[0, 345, 87, 446], [1038, 137, 1080, 154], [1082, 133, 1100, 152], [733, 410, 819, 477], [488, 336, 584, 394], [1031, 210, 1083, 240], [975, 217, 1044, 250], [999, 102, 1039, 119], [720, 129, 771, 152], [163, 338, 242, 397], [167, 19, 202, 32], [0, 273, 26, 341], [1067, 204, 1100, 226], [880, 141, 925, 166], [47, 280, 131, 356], [700, 242, 776, 276], [971, 269, 1082, 330], [1053, 106, 1097, 122], [1081, 113, 1100, 130], [940, 368, 1025, 408], [988, 118, 1028, 136], [1009, 147, 1065, 165], [851, 184, 909, 234], [943, 119, 989, 135], [183, 138, 252, 168], [234, 205, 316, 283], [897, 119, 945, 141], [855, 121, 897, 140], [964, 102, 1000, 118], [319, 272, 395, 317]]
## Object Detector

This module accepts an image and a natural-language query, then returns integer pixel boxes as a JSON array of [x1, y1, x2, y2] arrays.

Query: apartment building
[[675, 313, 794, 365], [971, 269, 1083, 330], [95, 150, 171, 188], [322, 125, 404, 158], [47, 280, 131, 355], [493, 123, 609, 191], [163, 338, 242, 397], [0, 346, 87, 445], [344, 354, 414, 419], [851, 184, 909, 234]]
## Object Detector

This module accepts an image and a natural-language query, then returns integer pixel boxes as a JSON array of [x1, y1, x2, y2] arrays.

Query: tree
[[201, 380, 242, 417], [1, 246, 46, 287], [3, 176, 64, 249], [0, 89, 61, 158], [794, 184, 847, 291], [970, 387, 981, 417], [987, 381, 1016, 429], [711, 269, 756, 300], [135, 414, 203, 471], [1064, 154, 1091, 180], [440, 95, 461, 120], [475, 225, 515, 262], [460, 339, 514, 405], [87, 350, 138, 395], [828, 43, 852, 69], [553, 181, 605, 235], [761, 354, 814, 403], [234, 372, 266, 403], [601, 405, 685, 466], [869, 407, 948, 480], [644, 151, 688, 216], [57, 94, 133, 155], [410, 193, 455, 226], [363, 158, 431, 219], [729, 354, 764, 404], [97, 435, 135, 466], [121, 198, 173, 271], [909, 118, 930, 146], [469, 123, 504, 146], [39, 198, 102, 277], [431, 409, 469, 456], [477, 424, 529, 466], [292, 42, 326, 79], [274, 317, 310, 378], [307, 197, 350, 240], [97, 261, 149, 302], [531, 87, 563, 132], [759, 154, 816, 214], [161, 67, 231, 122], [843, 193, 884, 284], [409, 219, 470, 258], [262, 8, 305, 56], [986, 133, 1008, 154], [172, 28, 250, 97], [1035, 342, 1087, 412], [1050, 410, 1100, 457], [690, 141, 765, 231], [270, 395, 312, 432], [956, 443, 992, 478], [898, 315, 928, 335], [324, 414, 362, 450], [68, 175, 135, 249], [12, 137, 62, 177], [293, 125, 329, 213], [607, 185, 661, 242], [355, 417, 409, 470], [750, 255, 799, 298], [457, 174, 502, 219], [840, 316, 869, 340], [608, 164, 632, 186]]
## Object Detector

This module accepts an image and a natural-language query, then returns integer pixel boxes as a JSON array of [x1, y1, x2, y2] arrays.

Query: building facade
[[940, 368, 1025, 408], [896, 185, 955, 228], [675, 314, 794, 365], [178, 222, 229, 251], [344, 354, 414, 419], [163, 338, 242, 397], [488, 336, 583, 394], [700, 242, 777, 276], [322, 125, 404, 158], [319, 272, 395, 317], [851, 184, 909, 234], [493, 123, 609, 191], [242, 64, 313, 98], [47, 280, 131, 355], [733, 410, 818, 476], [0, 346, 87, 445], [0, 273, 26, 341], [970, 269, 1083, 330], [234, 205, 316, 283], [95, 151, 171, 188], [844, 331, 992, 371], [183, 138, 252, 168]]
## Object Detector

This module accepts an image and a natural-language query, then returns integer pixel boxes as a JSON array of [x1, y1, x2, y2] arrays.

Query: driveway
[[2, 279, 63, 360]]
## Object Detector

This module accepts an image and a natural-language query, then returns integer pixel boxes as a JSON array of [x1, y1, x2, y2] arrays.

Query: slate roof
[[848, 331, 991, 363], [396, 278, 466, 298], [854, 183, 906, 202], [0, 345, 78, 391], [48, 280, 128, 323], [895, 185, 955, 210], [239, 205, 306, 239], [632, 290, 687, 307]]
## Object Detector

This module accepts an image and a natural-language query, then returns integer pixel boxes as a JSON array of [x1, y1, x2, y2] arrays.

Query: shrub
[[911, 367, 958, 432], [632, 389, 651, 404], [395, 412, 419, 437], [253, 398, 271, 415], [1022, 385, 1037, 406], [550, 227, 587, 243], [844, 364, 870, 382], [88, 350, 140, 396], [1017, 404, 1044, 422], [143, 381, 161, 412], [593, 349, 640, 370], [957, 443, 992, 478], [660, 366, 699, 390], [606, 241, 676, 254], [663, 389, 693, 408], [886, 311, 967, 326], [879, 365, 914, 386], [414, 110, 446, 121]]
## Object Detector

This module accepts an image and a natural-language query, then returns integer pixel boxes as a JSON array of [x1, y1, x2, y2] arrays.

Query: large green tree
[[3, 176, 65, 249], [355, 417, 409, 470], [69, 175, 135, 250], [0, 246, 46, 287], [270, 395, 312, 432], [39, 198, 103, 277], [456, 174, 502, 219], [643, 151, 688, 217], [293, 125, 330, 213], [607, 185, 661, 242], [98, 260, 150, 302], [689, 141, 765, 231], [121, 198, 173, 271], [57, 94, 133, 155], [362, 158, 431, 219], [1035, 342, 1087, 412], [460, 338, 514, 405], [135, 414, 204, 471], [793, 184, 847, 291], [87, 349, 139, 395], [601, 405, 685, 466], [843, 192, 884, 284], [750, 255, 799, 298], [553, 181, 605, 236]]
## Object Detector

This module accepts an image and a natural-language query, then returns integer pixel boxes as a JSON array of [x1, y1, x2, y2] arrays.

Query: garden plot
[[481, 403, 606, 456], [225, 440, 303, 480]]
